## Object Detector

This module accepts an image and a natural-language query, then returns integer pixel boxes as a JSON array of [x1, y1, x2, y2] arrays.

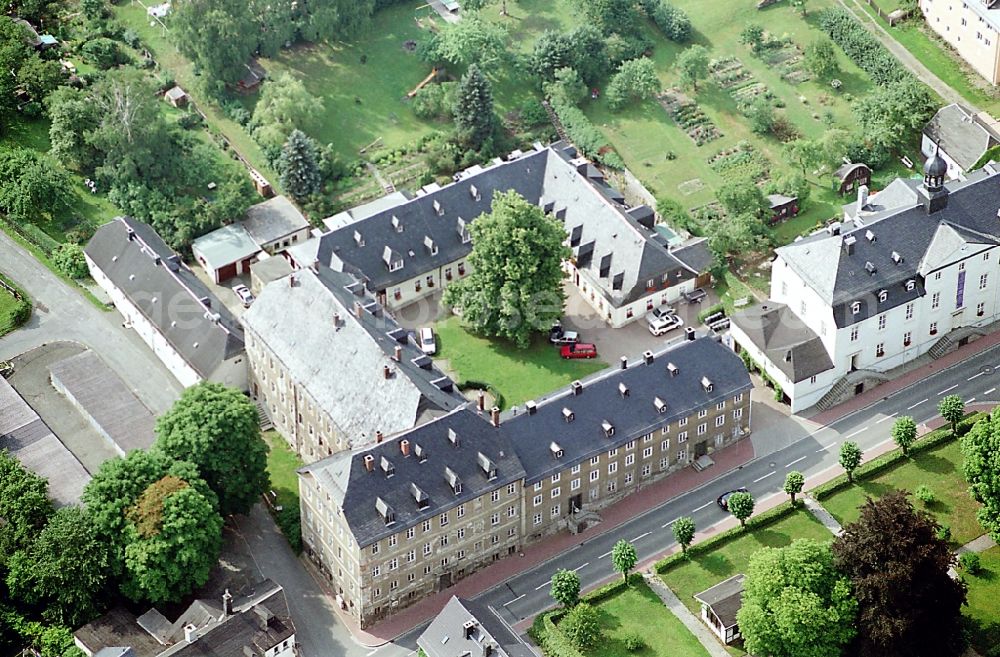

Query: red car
[[561, 343, 598, 359]]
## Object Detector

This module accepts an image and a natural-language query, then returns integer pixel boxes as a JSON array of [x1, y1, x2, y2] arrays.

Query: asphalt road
[[376, 345, 1000, 656]]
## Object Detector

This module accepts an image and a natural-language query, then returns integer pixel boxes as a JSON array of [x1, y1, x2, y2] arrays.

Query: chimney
[[856, 184, 869, 214], [288, 274, 297, 287], [400, 439, 411, 456], [383, 364, 392, 379], [477, 390, 486, 411], [354, 300, 364, 318], [393, 345, 402, 361], [183, 624, 198, 644], [364, 454, 375, 472], [685, 327, 697, 341], [222, 589, 233, 616], [525, 400, 537, 415], [643, 350, 654, 365], [333, 312, 341, 327], [571, 380, 583, 395], [619, 356, 627, 370], [490, 406, 501, 427], [376, 430, 384, 443]]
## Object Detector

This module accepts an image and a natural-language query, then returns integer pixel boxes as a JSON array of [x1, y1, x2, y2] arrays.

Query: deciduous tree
[[717, 179, 769, 219], [611, 539, 637, 582], [52, 244, 88, 279], [560, 603, 601, 650], [738, 539, 856, 657], [443, 191, 569, 347], [740, 24, 765, 55], [550, 569, 581, 607], [435, 15, 508, 70], [854, 79, 936, 162], [783, 471, 805, 505], [938, 394, 965, 436], [172, 0, 258, 91], [155, 382, 269, 517], [672, 516, 696, 554], [891, 416, 918, 456], [804, 39, 839, 79], [0, 451, 53, 568], [961, 412, 1000, 541], [676, 45, 710, 92], [727, 491, 755, 527], [46, 87, 102, 173], [839, 441, 862, 483], [832, 491, 967, 657], [0, 149, 75, 223], [251, 72, 324, 154], [606, 57, 660, 110]]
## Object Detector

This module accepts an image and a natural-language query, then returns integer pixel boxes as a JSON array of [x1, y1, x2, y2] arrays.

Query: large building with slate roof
[[733, 153, 1000, 412], [305, 142, 712, 327], [298, 336, 751, 627], [85, 217, 246, 390], [242, 266, 466, 462], [418, 596, 536, 657]]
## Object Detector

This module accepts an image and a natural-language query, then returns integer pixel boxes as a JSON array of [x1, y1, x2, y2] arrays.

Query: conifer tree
[[278, 129, 321, 203], [453, 64, 497, 150]]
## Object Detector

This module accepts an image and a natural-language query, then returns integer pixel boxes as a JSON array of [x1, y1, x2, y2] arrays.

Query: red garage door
[[217, 262, 238, 282]]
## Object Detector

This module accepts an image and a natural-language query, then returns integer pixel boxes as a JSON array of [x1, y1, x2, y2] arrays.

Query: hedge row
[[655, 501, 798, 574], [817, 8, 912, 87], [640, 0, 692, 43], [812, 411, 985, 500], [0, 272, 31, 336], [528, 574, 640, 657], [548, 98, 626, 170], [456, 379, 506, 411]]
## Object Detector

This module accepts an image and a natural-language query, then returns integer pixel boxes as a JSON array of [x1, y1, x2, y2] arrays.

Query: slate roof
[[0, 376, 90, 507], [924, 103, 1000, 171], [241, 195, 310, 246], [242, 267, 464, 450], [316, 143, 711, 308], [191, 224, 259, 268], [694, 574, 745, 629], [303, 337, 751, 546], [86, 217, 245, 378], [778, 167, 1000, 328], [418, 596, 536, 657], [75, 608, 163, 657], [842, 177, 920, 221], [730, 303, 834, 383]]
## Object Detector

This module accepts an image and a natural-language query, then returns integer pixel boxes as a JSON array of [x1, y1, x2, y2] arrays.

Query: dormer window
[[865, 229, 876, 243], [865, 261, 877, 275], [654, 397, 667, 413], [477, 452, 497, 480], [448, 428, 459, 447], [562, 407, 575, 422], [445, 467, 462, 495], [701, 376, 714, 393], [433, 199, 443, 216], [550, 441, 564, 458], [878, 290, 888, 303], [905, 279, 915, 291], [410, 483, 429, 509], [383, 246, 403, 272], [602, 420, 614, 437], [376, 497, 395, 525], [354, 230, 364, 247], [392, 215, 403, 233], [892, 251, 903, 264], [381, 456, 394, 477], [851, 301, 861, 315], [424, 235, 438, 256], [619, 382, 629, 398], [667, 362, 678, 376], [457, 218, 471, 243], [469, 184, 481, 201], [415, 443, 427, 463]]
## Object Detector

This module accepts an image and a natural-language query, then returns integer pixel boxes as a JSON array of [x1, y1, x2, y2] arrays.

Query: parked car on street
[[560, 343, 598, 359], [549, 323, 580, 345], [418, 327, 437, 355], [648, 313, 684, 337], [232, 284, 254, 308], [716, 487, 750, 511]]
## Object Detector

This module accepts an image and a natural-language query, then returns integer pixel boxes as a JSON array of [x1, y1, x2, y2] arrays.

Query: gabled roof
[[241, 196, 310, 245], [418, 596, 536, 657], [694, 574, 745, 630], [242, 267, 464, 451], [730, 303, 834, 383], [924, 103, 1000, 170], [85, 217, 245, 378]]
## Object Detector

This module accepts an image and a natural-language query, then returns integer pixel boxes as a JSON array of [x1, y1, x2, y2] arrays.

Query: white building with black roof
[[309, 142, 712, 327], [298, 336, 751, 627], [418, 596, 536, 657], [85, 217, 247, 390], [733, 152, 1000, 412]]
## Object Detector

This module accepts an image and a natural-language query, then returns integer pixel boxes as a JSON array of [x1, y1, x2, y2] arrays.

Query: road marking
[[599, 550, 611, 559], [875, 413, 897, 424], [631, 532, 650, 542], [785, 456, 807, 468], [366, 650, 379, 656], [967, 397, 977, 404], [907, 399, 928, 410], [938, 384, 959, 395], [502, 594, 526, 607], [753, 471, 776, 483], [968, 371, 986, 381], [692, 501, 713, 513], [572, 562, 590, 572], [816, 447, 829, 453], [846, 427, 868, 439], [662, 517, 681, 529], [986, 388, 997, 396], [535, 580, 551, 591]]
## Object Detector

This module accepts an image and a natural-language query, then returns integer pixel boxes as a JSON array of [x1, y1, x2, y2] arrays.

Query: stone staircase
[[815, 369, 891, 412], [928, 326, 986, 360], [255, 398, 273, 431], [541, 99, 570, 143], [567, 510, 602, 535]]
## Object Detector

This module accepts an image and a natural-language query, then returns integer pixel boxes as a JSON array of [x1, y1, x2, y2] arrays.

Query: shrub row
[[817, 8, 912, 87], [548, 98, 626, 169], [655, 501, 797, 574], [0, 272, 31, 336], [811, 411, 984, 500], [457, 379, 506, 411], [639, 0, 692, 43]]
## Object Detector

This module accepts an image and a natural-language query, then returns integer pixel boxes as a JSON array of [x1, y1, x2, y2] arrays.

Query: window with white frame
[[551, 504, 561, 518], [851, 326, 859, 342], [678, 432, 687, 443], [981, 273, 989, 289], [715, 415, 725, 427], [733, 408, 743, 419], [572, 464, 581, 474], [697, 423, 707, 435], [551, 472, 560, 484], [608, 462, 618, 474], [878, 314, 886, 330], [590, 469, 600, 482], [571, 478, 581, 491], [906, 303, 914, 320], [625, 453, 635, 466], [533, 513, 543, 526], [698, 409, 708, 418], [533, 494, 542, 507], [551, 487, 561, 499], [642, 464, 652, 477], [660, 457, 669, 470], [643, 446, 653, 458]]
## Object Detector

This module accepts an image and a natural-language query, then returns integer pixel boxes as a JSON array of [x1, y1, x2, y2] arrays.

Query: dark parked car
[[716, 487, 750, 511], [560, 343, 598, 359], [684, 288, 708, 304], [549, 323, 580, 345]]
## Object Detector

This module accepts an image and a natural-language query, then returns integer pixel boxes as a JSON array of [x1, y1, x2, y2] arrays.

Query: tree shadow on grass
[[696, 552, 734, 577], [856, 481, 896, 500], [753, 528, 796, 549], [915, 453, 955, 475], [594, 606, 623, 633]]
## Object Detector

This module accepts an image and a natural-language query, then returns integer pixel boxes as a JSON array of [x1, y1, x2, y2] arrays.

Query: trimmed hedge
[[456, 379, 506, 411], [811, 412, 984, 500], [655, 501, 798, 574], [818, 8, 912, 87]]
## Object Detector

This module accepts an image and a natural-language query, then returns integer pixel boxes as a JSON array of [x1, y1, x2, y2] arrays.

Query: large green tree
[[443, 191, 570, 347], [717, 179, 769, 219], [550, 568, 580, 607], [0, 451, 53, 568], [279, 130, 322, 203], [560, 603, 602, 650], [454, 64, 498, 151], [839, 441, 862, 483], [121, 475, 223, 603], [251, 72, 324, 153], [606, 57, 660, 110], [0, 149, 75, 223], [171, 0, 258, 91], [576, 0, 636, 34], [855, 79, 936, 162], [46, 86, 102, 173], [434, 15, 509, 70], [6, 507, 111, 626], [783, 471, 805, 505], [961, 412, 1000, 541], [676, 45, 710, 92], [891, 416, 917, 457], [155, 382, 269, 517], [939, 395, 965, 435], [804, 39, 839, 79], [0, 18, 32, 135], [611, 539, 637, 582], [737, 539, 857, 657], [727, 491, 755, 527], [672, 516, 696, 554], [832, 491, 967, 657]]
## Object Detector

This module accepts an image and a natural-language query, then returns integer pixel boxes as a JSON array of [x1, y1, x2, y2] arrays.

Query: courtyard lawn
[[585, 580, 712, 657], [659, 509, 834, 617], [963, 545, 1000, 657], [819, 438, 983, 547], [434, 316, 605, 408], [264, 430, 303, 509]]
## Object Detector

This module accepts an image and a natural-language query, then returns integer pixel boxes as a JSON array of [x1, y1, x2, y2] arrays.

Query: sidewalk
[[327, 438, 755, 646], [643, 574, 730, 657], [811, 328, 1000, 426], [803, 495, 844, 537]]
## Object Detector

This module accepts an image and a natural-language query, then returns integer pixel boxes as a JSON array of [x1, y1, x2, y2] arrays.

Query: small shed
[[191, 224, 260, 284], [834, 162, 872, 196], [236, 59, 266, 93], [164, 86, 188, 108], [767, 193, 798, 224], [694, 574, 745, 645]]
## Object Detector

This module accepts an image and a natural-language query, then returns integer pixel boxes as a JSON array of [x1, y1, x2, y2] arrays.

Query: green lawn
[[434, 316, 605, 408], [0, 281, 22, 336], [263, 430, 304, 509], [584, 580, 711, 657], [659, 510, 834, 618], [963, 545, 1000, 657], [819, 439, 983, 547]]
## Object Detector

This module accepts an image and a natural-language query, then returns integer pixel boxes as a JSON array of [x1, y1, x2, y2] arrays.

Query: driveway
[[0, 231, 182, 414]]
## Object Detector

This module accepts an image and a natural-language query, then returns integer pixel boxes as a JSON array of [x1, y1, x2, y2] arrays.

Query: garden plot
[[766, 43, 813, 84], [709, 141, 772, 183], [710, 56, 753, 89], [657, 91, 723, 146]]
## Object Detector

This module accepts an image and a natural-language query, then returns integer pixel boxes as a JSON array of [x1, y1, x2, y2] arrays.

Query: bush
[[959, 551, 982, 575], [936, 524, 952, 542], [274, 506, 302, 553], [411, 82, 457, 121], [559, 604, 601, 651], [641, 0, 691, 42], [818, 8, 911, 87], [176, 112, 204, 130], [81, 37, 131, 69], [520, 99, 549, 127], [914, 484, 936, 505], [51, 244, 89, 279], [623, 632, 645, 652]]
